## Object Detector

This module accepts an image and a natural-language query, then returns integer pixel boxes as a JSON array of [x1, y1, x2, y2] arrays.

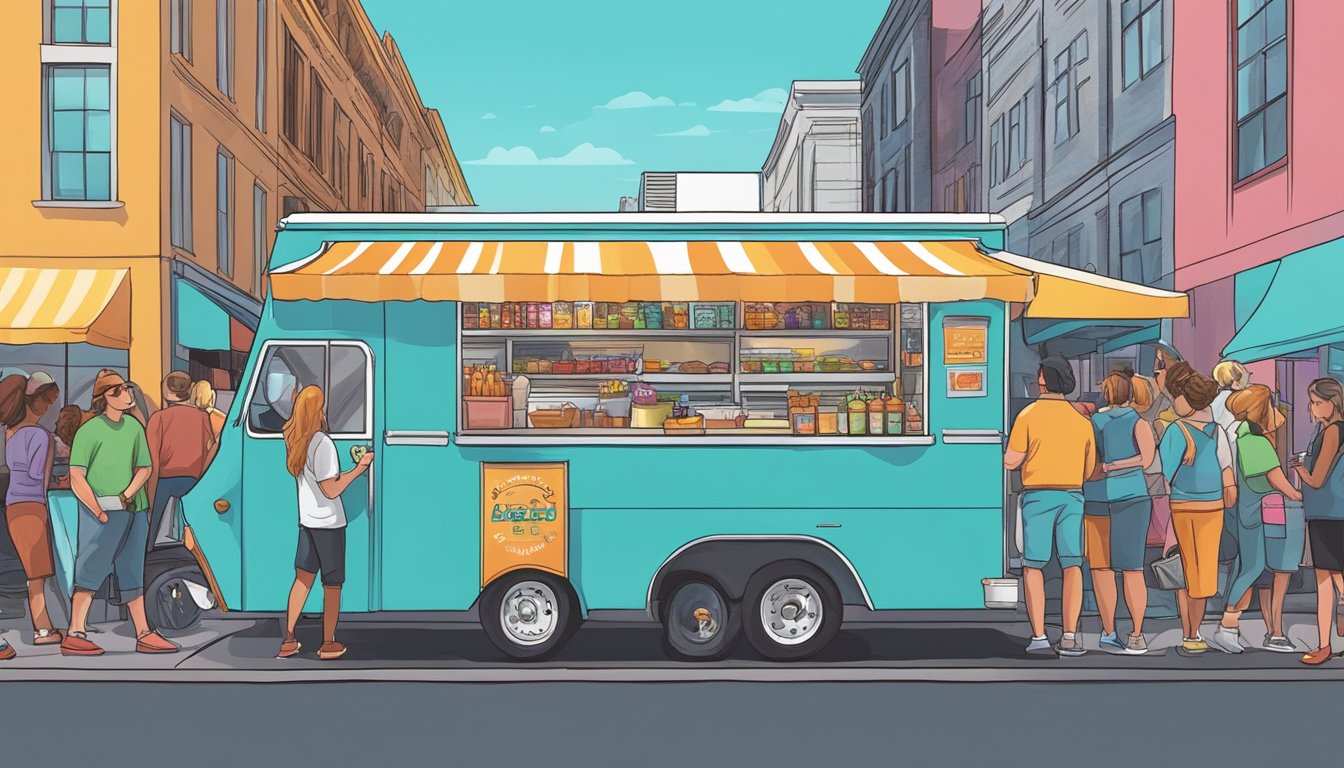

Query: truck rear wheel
[[660, 579, 741, 661], [742, 561, 841, 661], [481, 570, 579, 662]]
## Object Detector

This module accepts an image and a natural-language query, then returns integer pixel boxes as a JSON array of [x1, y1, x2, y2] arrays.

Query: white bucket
[[982, 577, 1020, 609]]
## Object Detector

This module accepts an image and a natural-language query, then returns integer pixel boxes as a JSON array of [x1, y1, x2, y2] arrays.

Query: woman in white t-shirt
[[276, 385, 373, 661]]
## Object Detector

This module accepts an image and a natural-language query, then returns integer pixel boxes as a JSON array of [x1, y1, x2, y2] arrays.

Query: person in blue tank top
[[1296, 377, 1344, 666], [1083, 370, 1155, 655]]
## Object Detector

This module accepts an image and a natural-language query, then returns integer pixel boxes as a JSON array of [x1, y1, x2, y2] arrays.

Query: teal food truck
[[175, 213, 1187, 661]]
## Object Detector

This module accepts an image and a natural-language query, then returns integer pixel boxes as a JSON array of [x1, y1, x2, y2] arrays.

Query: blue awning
[[1022, 318, 1156, 347], [176, 280, 232, 352], [1223, 237, 1344, 362]]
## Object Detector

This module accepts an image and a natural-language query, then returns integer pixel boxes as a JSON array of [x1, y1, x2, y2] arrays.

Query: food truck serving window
[[245, 341, 372, 439], [457, 301, 928, 442]]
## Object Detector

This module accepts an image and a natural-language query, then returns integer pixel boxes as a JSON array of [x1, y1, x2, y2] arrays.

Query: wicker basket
[[529, 404, 580, 428]]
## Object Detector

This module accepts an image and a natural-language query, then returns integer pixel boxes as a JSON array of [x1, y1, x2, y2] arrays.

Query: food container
[[552, 302, 573, 329], [818, 411, 838, 435], [551, 360, 576, 375], [790, 407, 817, 435], [663, 415, 706, 435], [982, 577, 1020, 609], [631, 401, 674, 428], [644, 303, 664, 329], [463, 395, 513, 430], [526, 359, 540, 374], [699, 407, 746, 430], [598, 394, 632, 418], [575, 302, 594, 329], [762, 360, 780, 374], [537, 359, 553, 374], [463, 303, 479, 329], [579, 409, 594, 427], [691, 304, 719, 329], [529, 404, 580, 428], [539, 303, 553, 329]]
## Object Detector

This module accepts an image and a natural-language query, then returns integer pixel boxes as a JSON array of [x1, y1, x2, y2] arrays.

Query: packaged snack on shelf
[[671, 302, 690, 329], [833, 304, 851, 329], [619, 303, 640, 330], [539, 303, 553, 329], [644, 302, 664, 329], [691, 303, 719, 329], [552, 302, 573, 329], [575, 301, 593, 329], [818, 410, 838, 435], [490, 303, 503, 329], [463, 303, 479, 329], [527, 303, 540, 329], [871, 306, 891, 330], [718, 303, 735, 329], [606, 304, 621, 329]]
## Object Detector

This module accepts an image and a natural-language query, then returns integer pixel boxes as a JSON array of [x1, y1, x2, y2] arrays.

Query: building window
[[357, 139, 369, 200], [170, 0, 192, 60], [1007, 96, 1027, 174], [990, 115, 1003, 185], [51, 0, 111, 45], [216, 0, 234, 99], [1120, 188, 1163, 285], [170, 114, 192, 251], [332, 105, 348, 197], [254, 0, 266, 131], [861, 108, 875, 211], [1052, 225, 1086, 270], [892, 61, 910, 128], [253, 184, 267, 295], [964, 72, 981, 147], [307, 72, 326, 173], [216, 148, 234, 277], [1235, 0, 1287, 181], [44, 65, 112, 201], [1052, 33, 1088, 144], [1122, 0, 1164, 88], [282, 31, 303, 148], [880, 84, 889, 137]]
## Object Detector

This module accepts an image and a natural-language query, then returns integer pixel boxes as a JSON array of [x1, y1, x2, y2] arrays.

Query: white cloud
[[707, 88, 788, 113], [465, 143, 634, 166], [539, 125, 557, 133], [659, 124, 720, 137], [480, 112, 498, 120], [599, 90, 676, 109]]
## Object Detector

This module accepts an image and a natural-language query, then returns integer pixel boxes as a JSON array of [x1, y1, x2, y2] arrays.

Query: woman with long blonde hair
[[1212, 385, 1301, 654], [189, 380, 227, 443], [277, 385, 373, 661]]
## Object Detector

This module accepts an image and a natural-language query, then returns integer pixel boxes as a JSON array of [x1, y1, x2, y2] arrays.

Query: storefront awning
[[269, 240, 1187, 319], [176, 279, 233, 352], [1222, 237, 1344, 362], [0, 267, 130, 348]]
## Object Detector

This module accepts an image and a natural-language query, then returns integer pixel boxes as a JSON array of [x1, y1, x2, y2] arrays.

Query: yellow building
[[0, 0, 471, 412]]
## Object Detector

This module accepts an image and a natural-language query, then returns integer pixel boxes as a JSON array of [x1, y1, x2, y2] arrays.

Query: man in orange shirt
[[1005, 356, 1097, 657], [145, 372, 215, 548]]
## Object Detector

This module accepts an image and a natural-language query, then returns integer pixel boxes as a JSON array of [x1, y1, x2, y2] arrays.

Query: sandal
[[33, 629, 64, 646]]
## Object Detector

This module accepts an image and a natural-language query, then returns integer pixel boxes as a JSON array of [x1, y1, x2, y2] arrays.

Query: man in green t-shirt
[[62, 370, 179, 657]]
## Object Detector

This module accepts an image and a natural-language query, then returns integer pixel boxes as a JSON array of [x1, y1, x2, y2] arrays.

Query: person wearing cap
[[63, 369, 178, 656], [0, 372, 63, 655], [145, 371, 215, 550]]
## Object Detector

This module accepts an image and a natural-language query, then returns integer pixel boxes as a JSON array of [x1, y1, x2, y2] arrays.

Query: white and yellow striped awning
[[270, 240, 1188, 319], [0, 267, 131, 348]]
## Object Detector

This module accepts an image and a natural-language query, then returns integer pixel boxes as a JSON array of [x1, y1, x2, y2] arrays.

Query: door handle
[[941, 429, 1005, 445]]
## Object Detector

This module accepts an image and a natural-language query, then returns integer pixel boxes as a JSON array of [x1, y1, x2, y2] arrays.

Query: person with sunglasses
[[62, 369, 179, 656]]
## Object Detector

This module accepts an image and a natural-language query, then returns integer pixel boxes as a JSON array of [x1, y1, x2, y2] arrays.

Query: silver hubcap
[[759, 578, 823, 646], [499, 581, 559, 646]]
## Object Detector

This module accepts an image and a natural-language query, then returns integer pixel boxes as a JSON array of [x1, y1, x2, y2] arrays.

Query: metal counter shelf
[[453, 428, 936, 446]]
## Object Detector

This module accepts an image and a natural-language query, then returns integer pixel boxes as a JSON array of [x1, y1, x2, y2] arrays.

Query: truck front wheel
[[480, 570, 579, 662]]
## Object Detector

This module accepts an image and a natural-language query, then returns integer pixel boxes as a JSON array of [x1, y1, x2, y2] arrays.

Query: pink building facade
[[1173, 0, 1344, 451], [931, 0, 982, 213]]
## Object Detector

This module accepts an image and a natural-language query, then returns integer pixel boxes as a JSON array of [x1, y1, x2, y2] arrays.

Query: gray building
[[1022, 0, 1174, 374], [980, 0, 1044, 254], [858, 0, 933, 213], [760, 81, 863, 212]]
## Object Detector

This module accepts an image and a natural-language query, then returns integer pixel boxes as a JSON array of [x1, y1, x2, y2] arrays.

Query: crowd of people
[[1007, 346, 1344, 664], [0, 369, 227, 660]]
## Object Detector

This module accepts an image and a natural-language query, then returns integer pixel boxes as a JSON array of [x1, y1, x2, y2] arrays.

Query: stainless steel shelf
[[737, 373, 897, 385], [738, 329, 894, 337], [455, 430, 935, 447]]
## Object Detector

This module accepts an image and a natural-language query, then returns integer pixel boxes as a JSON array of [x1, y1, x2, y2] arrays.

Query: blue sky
[[362, 0, 888, 211]]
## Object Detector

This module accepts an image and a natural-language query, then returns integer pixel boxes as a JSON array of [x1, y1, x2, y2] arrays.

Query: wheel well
[[649, 539, 869, 616]]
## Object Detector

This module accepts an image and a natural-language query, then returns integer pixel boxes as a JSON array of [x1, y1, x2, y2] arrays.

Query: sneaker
[[1056, 635, 1087, 657], [1264, 635, 1297, 654], [1210, 626, 1244, 654], [135, 631, 180, 654], [317, 641, 347, 661], [1176, 637, 1208, 657], [1099, 632, 1126, 653], [276, 638, 302, 659], [1124, 633, 1149, 655], [0, 639, 15, 661], [1025, 636, 1056, 656], [60, 631, 105, 656]]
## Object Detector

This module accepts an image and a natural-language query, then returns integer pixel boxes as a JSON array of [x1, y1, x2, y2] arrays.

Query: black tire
[[742, 560, 842, 661], [145, 565, 205, 633], [660, 579, 741, 661], [480, 570, 580, 662]]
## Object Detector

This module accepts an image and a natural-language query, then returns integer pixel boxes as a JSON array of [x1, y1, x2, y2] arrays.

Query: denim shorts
[[1021, 490, 1085, 570], [74, 505, 148, 600]]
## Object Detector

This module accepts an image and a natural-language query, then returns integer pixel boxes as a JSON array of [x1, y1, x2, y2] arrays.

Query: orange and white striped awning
[[269, 240, 1188, 319], [0, 267, 131, 348]]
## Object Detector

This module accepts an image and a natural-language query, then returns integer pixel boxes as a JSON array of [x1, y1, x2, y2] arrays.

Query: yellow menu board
[[481, 462, 568, 586], [944, 321, 988, 365]]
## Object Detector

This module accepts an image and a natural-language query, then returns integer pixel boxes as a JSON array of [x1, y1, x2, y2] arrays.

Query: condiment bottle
[[886, 397, 905, 436], [868, 395, 885, 435], [847, 394, 867, 435], [836, 398, 849, 434]]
